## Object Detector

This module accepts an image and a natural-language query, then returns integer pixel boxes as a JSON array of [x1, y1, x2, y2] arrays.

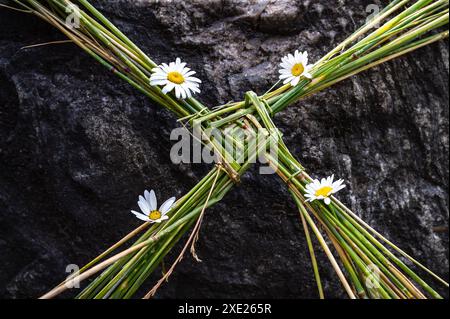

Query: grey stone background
[[0, 0, 448, 298]]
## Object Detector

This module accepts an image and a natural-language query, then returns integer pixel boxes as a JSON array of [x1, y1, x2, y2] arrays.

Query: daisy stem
[[77, 0, 158, 69], [297, 31, 449, 103], [265, 137, 444, 298], [290, 192, 356, 299], [14, 0, 448, 299], [79, 168, 235, 298], [76, 222, 163, 298], [143, 166, 222, 298], [319, 204, 418, 298], [329, 197, 445, 298], [331, 194, 449, 288], [57, 222, 150, 291], [41, 193, 224, 299], [298, 211, 325, 299], [100, 223, 187, 299], [315, 0, 410, 65], [271, 156, 367, 297], [122, 222, 193, 299]]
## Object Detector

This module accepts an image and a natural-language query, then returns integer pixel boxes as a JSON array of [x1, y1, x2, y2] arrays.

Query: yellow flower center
[[167, 71, 185, 84], [149, 210, 162, 221], [291, 63, 305, 77], [315, 186, 333, 197]]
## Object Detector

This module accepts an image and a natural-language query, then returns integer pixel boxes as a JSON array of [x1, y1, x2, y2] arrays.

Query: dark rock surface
[[0, 0, 448, 299]]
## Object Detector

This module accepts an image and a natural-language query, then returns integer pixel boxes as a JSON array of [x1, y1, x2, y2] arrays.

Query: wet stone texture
[[0, 0, 448, 298]]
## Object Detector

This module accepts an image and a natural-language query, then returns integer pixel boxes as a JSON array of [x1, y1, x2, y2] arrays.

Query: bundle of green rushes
[[6, 0, 449, 299]]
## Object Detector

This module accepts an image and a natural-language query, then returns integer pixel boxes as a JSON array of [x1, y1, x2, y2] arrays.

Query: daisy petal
[[149, 190, 157, 211], [180, 86, 187, 99], [291, 76, 300, 86], [183, 70, 196, 77], [138, 198, 149, 214], [283, 77, 293, 85], [150, 79, 168, 86], [186, 76, 201, 83], [162, 82, 175, 94], [144, 190, 151, 202], [160, 63, 170, 72], [159, 197, 176, 214], [131, 210, 150, 222], [174, 85, 182, 99]]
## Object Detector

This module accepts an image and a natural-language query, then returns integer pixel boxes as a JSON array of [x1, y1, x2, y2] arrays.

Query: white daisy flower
[[278, 50, 313, 86], [304, 175, 345, 205], [149, 58, 201, 99], [131, 189, 176, 223]]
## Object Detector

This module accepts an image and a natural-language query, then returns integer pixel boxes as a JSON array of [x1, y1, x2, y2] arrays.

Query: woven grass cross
[[7, 0, 449, 299]]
